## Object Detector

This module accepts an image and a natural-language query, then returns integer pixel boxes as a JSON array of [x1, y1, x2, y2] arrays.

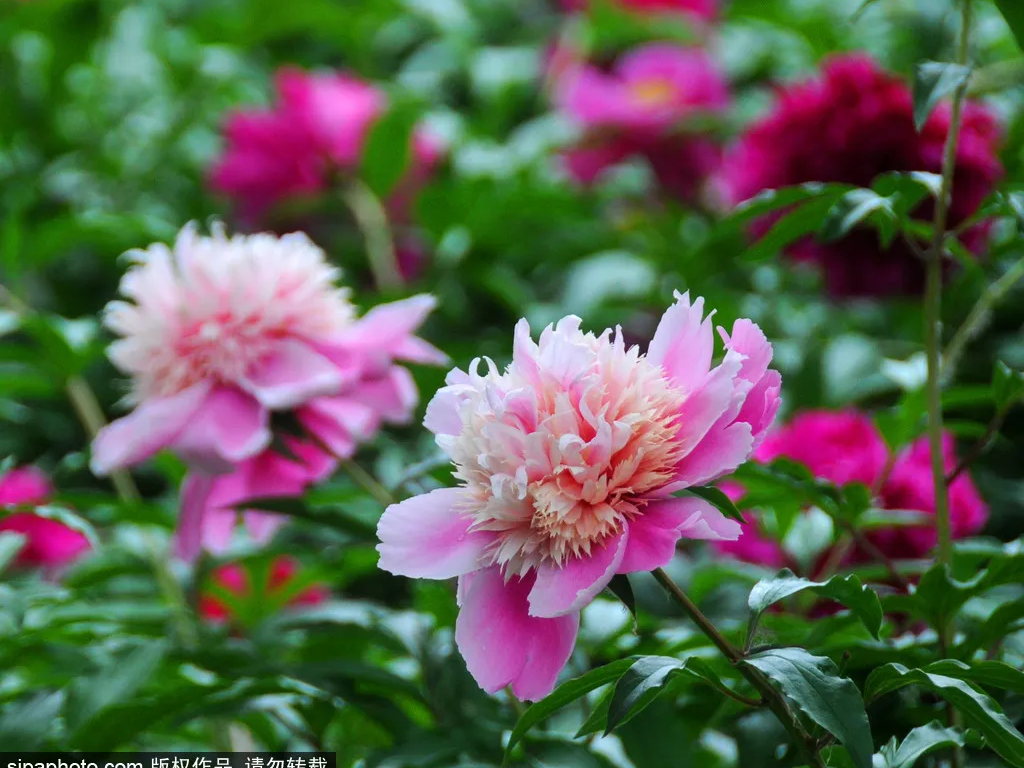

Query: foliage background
[[1, 0, 1023, 766]]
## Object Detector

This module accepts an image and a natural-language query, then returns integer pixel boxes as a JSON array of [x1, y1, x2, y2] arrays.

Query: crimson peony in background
[[209, 68, 442, 225], [552, 44, 730, 202], [720, 53, 1003, 297], [715, 409, 987, 572], [558, 0, 717, 21], [200, 556, 328, 624], [0, 467, 91, 570]]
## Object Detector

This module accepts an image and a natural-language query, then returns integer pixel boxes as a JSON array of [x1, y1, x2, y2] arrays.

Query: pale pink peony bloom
[[90, 223, 444, 559], [553, 44, 729, 200], [209, 68, 443, 223], [0, 467, 91, 569], [376, 292, 781, 699]]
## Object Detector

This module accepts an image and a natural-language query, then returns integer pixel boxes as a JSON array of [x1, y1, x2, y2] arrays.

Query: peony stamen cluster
[[91, 223, 444, 559], [376, 292, 781, 699]]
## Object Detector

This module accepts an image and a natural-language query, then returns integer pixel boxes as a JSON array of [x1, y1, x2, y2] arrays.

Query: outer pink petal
[[90, 383, 210, 476], [0, 467, 52, 506], [242, 340, 343, 409], [528, 530, 627, 618], [171, 387, 271, 473], [738, 369, 782, 450], [340, 295, 437, 353], [670, 421, 754, 489], [646, 291, 714, 393], [376, 487, 495, 579], [354, 367, 419, 424], [675, 350, 743, 455], [617, 499, 698, 573], [456, 567, 579, 700], [676, 497, 742, 540], [175, 473, 216, 561]]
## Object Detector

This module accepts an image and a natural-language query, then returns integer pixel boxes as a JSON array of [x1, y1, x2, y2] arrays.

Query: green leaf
[[866, 663, 1024, 767], [64, 641, 167, 737], [924, 659, 1024, 695], [679, 484, 745, 522], [819, 189, 896, 243], [360, 101, 420, 198], [912, 62, 972, 132], [992, 360, 1024, 411], [230, 495, 377, 539], [743, 648, 874, 768], [744, 195, 848, 262], [913, 540, 1024, 624], [877, 721, 980, 768], [605, 656, 687, 734], [747, 570, 883, 638], [0, 692, 63, 750], [954, 595, 1024, 659], [606, 574, 638, 631], [0, 531, 26, 573], [505, 658, 635, 757], [995, 0, 1024, 50]]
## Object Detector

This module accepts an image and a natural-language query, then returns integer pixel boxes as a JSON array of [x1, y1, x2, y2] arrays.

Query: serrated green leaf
[[866, 663, 1024, 767], [877, 721, 980, 768], [912, 62, 972, 132], [747, 570, 883, 638], [744, 648, 874, 768], [505, 658, 635, 757]]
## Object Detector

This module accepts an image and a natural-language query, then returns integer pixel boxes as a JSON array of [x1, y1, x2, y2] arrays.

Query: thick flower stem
[[64, 375, 197, 648], [651, 568, 827, 768], [925, 3, 973, 766]]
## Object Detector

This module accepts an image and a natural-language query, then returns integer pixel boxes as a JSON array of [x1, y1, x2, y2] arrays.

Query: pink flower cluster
[[377, 293, 781, 699], [199, 555, 328, 624], [559, 0, 717, 21], [715, 410, 987, 570], [209, 68, 442, 224], [0, 467, 91, 570], [720, 53, 1003, 297], [91, 223, 444, 559], [553, 44, 730, 201]]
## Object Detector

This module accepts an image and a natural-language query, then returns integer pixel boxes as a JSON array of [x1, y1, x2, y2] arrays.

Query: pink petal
[[670, 421, 754, 489], [376, 487, 495, 579], [456, 567, 580, 700], [675, 351, 743, 455], [171, 387, 271, 474], [175, 473, 216, 561], [0, 467, 52, 506], [243, 510, 287, 544], [528, 530, 627, 618], [423, 384, 470, 438], [676, 498, 742, 540], [738, 369, 782, 450], [299, 396, 377, 457], [646, 292, 715, 393], [618, 499, 699, 573], [719, 319, 773, 386], [342, 295, 437, 352], [354, 367, 418, 424], [242, 340, 343, 409], [391, 336, 448, 365], [90, 384, 210, 476]]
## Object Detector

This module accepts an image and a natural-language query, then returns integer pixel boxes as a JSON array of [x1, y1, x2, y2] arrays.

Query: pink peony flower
[[720, 53, 1002, 297], [554, 44, 729, 201], [209, 68, 442, 223], [376, 292, 781, 699], [199, 555, 329, 624], [0, 467, 91, 569], [559, 0, 717, 21], [90, 223, 444, 559], [714, 410, 987, 570]]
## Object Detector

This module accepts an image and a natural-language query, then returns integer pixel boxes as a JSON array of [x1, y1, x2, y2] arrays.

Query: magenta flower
[[714, 410, 988, 570], [376, 293, 781, 699], [720, 53, 1002, 297], [554, 44, 729, 201], [90, 224, 444, 558], [199, 556, 329, 624], [209, 68, 443, 222], [559, 0, 717, 21], [0, 467, 91, 569]]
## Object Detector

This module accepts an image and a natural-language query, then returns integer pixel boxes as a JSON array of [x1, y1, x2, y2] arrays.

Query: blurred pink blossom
[[559, 0, 717, 21], [209, 68, 443, 223], [553, 44, 729, 201], [0, 467, 91, 569], [199, 556, 329, 624], [377, 292, 781, 699], [719, 53, 1002, 297], [714, 410, 987, 571], [90, 224, 444, 559]]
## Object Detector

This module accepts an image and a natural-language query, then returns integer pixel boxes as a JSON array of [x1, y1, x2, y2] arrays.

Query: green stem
[[651, 569, 826, 768], [341, 459, 396, 506], [343, 179, 401, 291], [925, 4, 973, 767]]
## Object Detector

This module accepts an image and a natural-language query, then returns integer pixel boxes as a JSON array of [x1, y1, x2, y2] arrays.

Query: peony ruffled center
[[441, 319, 685, 576], [104, 224, 354, 401]]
